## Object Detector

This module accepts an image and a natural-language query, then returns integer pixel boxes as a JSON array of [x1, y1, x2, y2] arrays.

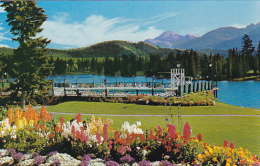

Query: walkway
[[49, 112, 260, 117]]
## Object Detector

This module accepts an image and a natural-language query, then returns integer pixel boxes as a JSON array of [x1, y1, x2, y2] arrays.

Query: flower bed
[[0, 106, 258, 166], [93, 91, 215, 106]]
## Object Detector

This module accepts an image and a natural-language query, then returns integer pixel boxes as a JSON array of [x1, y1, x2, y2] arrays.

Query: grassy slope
[[45, 101, 260, 115]]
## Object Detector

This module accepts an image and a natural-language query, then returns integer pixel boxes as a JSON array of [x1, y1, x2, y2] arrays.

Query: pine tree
[[227, 49, 233, 79], [257, 41, 260, 77], [114, 56, 121, 73], [1, 1, 52, 109], [90, 57, 96, 72], [241, 34, 255, 75]]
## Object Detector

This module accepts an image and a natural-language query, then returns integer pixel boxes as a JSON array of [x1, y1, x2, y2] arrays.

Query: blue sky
[[0, 1, 260, 49]]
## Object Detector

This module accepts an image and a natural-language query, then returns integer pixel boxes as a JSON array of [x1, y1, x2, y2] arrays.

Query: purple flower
[[8, 148, 16, 156], [78, 159, 89, 166], [120, 155, 135, 164], [86, 154, 94, 159], [104, 156, 113, 162], [0, 151, 2, 158], [32, 152, 40, 158], [52, 158, 61, 166], [81, 155, 91, 162], [12, 152, 24, 162], [34, 156, 46, 165], [106, 160, 119, 166], [47, 151, 58, 157], [138, 160, 152, 166], [159, 160, 173, 166]]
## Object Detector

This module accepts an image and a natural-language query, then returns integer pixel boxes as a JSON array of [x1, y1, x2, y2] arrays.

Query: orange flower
[[49, 133, 54, 139], [55, 126, 60, 133], [7, 108, 14, 124], [40, 106, 51, 123]]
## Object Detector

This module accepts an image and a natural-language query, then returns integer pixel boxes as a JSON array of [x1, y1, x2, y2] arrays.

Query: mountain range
[[145, 22, 260, 51], [1, 22, 259, 58]]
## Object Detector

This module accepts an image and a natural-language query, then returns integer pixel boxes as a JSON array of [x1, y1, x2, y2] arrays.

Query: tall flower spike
[[96, 132, 101, 144], [60, 116, 64, 128], [230, 142, 235, 149], [197, 133, 203, 142], [224, 139, 228, 148], [183, 122, 191, 141], [75, 113, 81, 123], [103, 123, 108, 142]]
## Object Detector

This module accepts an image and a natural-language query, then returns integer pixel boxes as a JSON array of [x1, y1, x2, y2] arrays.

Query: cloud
[[0, 23, 11, 48], [0, 6, 6, 13], [144, 12, 179, 25], [40, 14, 164, 48], [0, 44, 10, 48]]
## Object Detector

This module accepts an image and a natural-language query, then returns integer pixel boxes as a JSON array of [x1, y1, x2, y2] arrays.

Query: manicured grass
[[52, 114, 260, 156], [44, 101, 260, 115]]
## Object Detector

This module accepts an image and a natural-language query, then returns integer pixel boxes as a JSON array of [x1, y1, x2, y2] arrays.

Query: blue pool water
[[48, 74, 260, 109]]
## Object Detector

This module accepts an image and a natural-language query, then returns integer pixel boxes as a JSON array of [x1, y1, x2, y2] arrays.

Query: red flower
[[71, 125, 76, 135], [197, 133, 203, 142], [96, 132, 101, 144], [183, 122, 191, 141], [157, 125, 162, 136], [103, 123, 108, 142], [167, 124, 176, 139], [75, 113, 81, 123], [76, 130, 80, 140], [148, 130, 155, 140], [224, 139, 228, 148], [60, 116, 64, 128], [230, 142, 235, 149]]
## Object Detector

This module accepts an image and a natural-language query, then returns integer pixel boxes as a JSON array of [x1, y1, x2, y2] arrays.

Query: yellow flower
[[212, 157, 218, 162], [226, 163, 230, 166], [197, 154, 203, 159], [208, 147, 213, 155], [226, 158, 231, 163], [240, 151, 245, 159], [205, 151, 210, 157], [17, 119, 24, 130], [29, 120, 34, 127]]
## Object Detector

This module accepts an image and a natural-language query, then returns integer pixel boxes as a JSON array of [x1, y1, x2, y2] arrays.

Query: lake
[[48, 74, 260, 109]]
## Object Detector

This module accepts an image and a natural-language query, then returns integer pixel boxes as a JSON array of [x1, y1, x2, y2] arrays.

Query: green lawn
[[44, 101, 260, 115]]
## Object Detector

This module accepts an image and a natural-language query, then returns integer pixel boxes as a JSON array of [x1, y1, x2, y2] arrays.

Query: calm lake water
[[48, 74, 260, 109]]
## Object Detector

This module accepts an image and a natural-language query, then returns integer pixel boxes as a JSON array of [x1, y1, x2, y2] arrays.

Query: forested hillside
[[1, 35, 259, 80]]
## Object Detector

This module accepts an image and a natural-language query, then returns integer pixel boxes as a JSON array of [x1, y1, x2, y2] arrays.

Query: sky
[[0, 1, 260, 49]]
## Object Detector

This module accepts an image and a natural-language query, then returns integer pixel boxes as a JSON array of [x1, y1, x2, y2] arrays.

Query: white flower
[[0, 156, 13, 165], [120, 121, 143, 135], [45, 153, 81, 165], [136, 121, 141, 127], [142, 150, 147, 156]]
